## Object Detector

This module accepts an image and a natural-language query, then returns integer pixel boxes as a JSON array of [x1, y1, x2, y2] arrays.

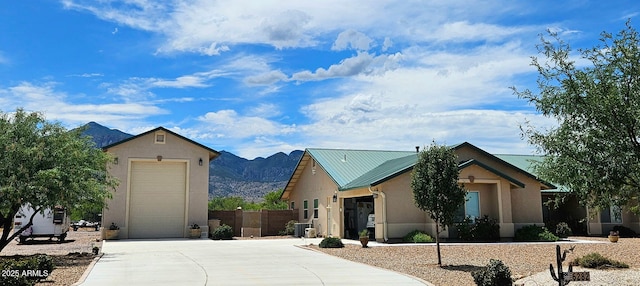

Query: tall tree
[[411, 143, 466, 266], [0, 109, 118, 252], [513, 20, 640, 214]]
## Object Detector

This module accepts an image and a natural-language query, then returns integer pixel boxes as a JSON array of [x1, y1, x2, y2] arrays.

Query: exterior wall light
[[332, 192, 338, 203], [199, 158, 203, 166]]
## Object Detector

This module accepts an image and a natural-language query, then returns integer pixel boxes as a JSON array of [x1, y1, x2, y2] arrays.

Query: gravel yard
[[311, 236, 640, 285], [3, 231, 639, 286], [1, 228, 101, 286]]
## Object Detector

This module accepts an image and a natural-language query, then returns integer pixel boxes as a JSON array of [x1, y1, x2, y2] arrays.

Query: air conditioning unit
[[305, 228, 316, 238], [294, 223, 310, 237]]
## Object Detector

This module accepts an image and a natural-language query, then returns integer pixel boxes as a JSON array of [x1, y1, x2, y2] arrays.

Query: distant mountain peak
[[78, 122, 132, 148]]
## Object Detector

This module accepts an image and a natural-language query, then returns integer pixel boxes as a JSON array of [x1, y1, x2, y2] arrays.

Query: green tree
[[513, 20, 640, 214], [208, 196, 258, 211], [208, 190, 289, 211], [261, 189, 288, 210], [411, 143, 467, 266], [0, 109, 118, 252]]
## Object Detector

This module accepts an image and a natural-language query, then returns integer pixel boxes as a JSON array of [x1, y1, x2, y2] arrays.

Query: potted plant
[[359, 229, 369, 248], [608, 230, 619, 243], [105, 223, 120, 240], [189, 223, 201, 238]]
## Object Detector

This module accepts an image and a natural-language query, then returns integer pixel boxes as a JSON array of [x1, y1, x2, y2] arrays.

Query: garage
[[128, 161, 187, 238], [102, 127, 219, 240]]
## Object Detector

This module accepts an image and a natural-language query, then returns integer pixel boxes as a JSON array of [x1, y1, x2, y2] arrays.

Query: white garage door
[[129, 161, 186, 238]]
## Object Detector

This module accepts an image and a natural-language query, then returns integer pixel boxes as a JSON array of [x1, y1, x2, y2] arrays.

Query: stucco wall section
[[103, 130, 211, 238], [287, 156, 339, 237]]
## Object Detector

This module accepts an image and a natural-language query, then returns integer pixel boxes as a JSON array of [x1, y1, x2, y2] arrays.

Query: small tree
[[513, 20, 640, 214], [411, 143, 467, 266], [0, 109, 118, 252]]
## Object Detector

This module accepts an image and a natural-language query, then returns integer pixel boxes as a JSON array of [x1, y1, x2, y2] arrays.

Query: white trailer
[[13, 205, 70, 243]]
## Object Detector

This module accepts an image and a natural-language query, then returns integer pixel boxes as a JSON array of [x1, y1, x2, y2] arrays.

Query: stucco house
[[102, 127, 219, 239], [282, 142, 553, 241], [495, 155, 640, 236]]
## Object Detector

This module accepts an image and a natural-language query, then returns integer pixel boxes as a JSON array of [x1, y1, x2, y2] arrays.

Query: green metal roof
[[495, 154, 559, 190], [458, 159, 525, 188], [307, 148, 416, 189], [493, 154, 543, 174], [341, 154, 418, 190], [294, 145, 553, 193]]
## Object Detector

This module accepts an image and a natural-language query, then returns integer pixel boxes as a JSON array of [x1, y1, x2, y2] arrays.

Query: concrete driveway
[[77, 238, 429, 285]]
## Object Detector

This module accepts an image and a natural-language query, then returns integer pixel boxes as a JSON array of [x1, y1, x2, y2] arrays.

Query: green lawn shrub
[[554, 222, 572, 238], [514, 225, 558, 242], [279, 220, 298, 235], [455, 216, 500, 241], [612, 225, 637, 238], [402, 230, 434, 243], [471, 259, 512, 286], [211, 224, 233, 240], [318, 237, 344, 248]]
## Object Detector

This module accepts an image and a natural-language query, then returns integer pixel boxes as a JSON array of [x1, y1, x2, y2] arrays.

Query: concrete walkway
[[78, 238, 429, 286]]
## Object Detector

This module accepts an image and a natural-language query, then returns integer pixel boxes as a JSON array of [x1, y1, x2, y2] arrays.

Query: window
[[313, 199, 319, 218], [454, 191, 480, 222], [155, 131, 166, 144], [303, 200, 308, 219], [601, 205, 623, 223]]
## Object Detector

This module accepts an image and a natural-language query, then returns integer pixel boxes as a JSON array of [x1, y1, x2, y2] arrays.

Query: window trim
[[313, 198, 319, 219], [155, 131, 166, 144], [303, 200, 308, 219]]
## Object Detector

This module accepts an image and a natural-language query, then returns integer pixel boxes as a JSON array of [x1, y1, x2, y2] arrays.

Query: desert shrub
[[455, 216, 500, 241], [612, 225, 638, 238], [471, 259, 512, 286], [0, 254, 55, 286], [572, 253, 629, 269], [318, 237, 344, 248], [455, 217, 474, 241], [402, 230, 434, 243], [473, 216, 500, 241], [514, 225, 558, 242], [211, 224, 233, 240], [279, 220, 298, 235], [554, 222, 572, 238]]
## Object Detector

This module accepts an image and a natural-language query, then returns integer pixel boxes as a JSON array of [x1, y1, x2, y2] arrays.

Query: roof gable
[[307, 148, 416, 188], [102, 127, 220, 160]]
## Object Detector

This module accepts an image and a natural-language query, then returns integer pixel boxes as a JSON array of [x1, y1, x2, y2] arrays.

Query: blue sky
[[1, 1, 638, 159]]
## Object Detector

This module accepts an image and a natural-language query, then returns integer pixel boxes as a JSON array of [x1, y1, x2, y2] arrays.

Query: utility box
[[294, 223, 310, 237], [305, 228, 316, 238]]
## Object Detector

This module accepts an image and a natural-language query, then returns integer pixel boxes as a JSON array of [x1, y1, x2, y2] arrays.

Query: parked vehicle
[[13, 204, 70, 243], [72, 219, 100, 231]]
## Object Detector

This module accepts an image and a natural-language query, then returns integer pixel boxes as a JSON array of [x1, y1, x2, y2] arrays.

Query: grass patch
[[572, 252, 629, 269]]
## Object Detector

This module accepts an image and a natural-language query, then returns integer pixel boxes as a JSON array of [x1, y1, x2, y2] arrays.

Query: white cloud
[[291, 52, 401, 81], [62, 0, 520, 55], [427, 21, 528, 43], [0, 81, 167, 129], [332, 29, 373, 51], [198, 109, 296, 139], [244, 70, 288, 86]]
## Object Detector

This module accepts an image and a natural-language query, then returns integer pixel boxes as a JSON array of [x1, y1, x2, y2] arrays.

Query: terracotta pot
[[608, 235, 619, 243], [189, 228, 202, 239], [105, 229, 120, 240], [359, 237, 369, 248]]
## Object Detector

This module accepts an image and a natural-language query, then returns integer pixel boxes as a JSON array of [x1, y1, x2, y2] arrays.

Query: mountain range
[[80, 122, 302, 202]]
